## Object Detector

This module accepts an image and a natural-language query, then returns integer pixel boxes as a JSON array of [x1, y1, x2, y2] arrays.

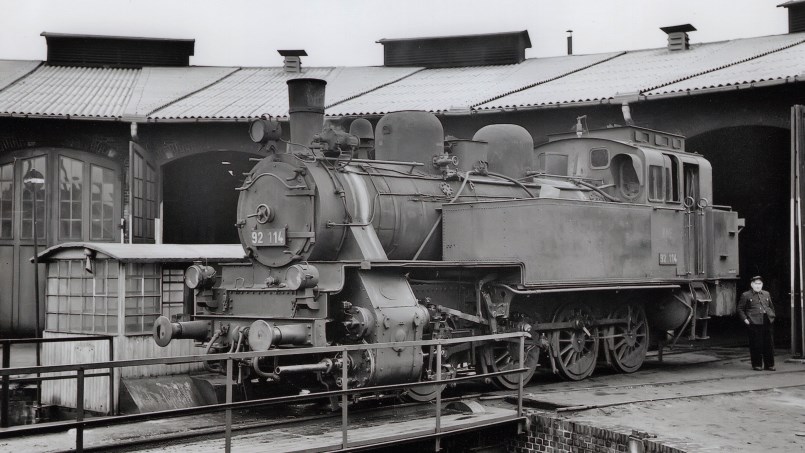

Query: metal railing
[[0, 332, 529, 452], [0, 335, 114, 428]]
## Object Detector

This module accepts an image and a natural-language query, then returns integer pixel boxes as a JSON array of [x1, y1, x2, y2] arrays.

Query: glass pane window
[[663, 155, 680, 203], [59, 156, 84, 240], [537, 153, 569, 176], [45, 259, 119, 334], [0, 163, 12, 239], [132, 152, 144, 238], [162, 268, 185, 319], [648, 165, 664, 202], [21, 156, 46, 239], [91, 165, 115, 240], [589, 148, 609, 169], [124, 262, 163, 335], [145, 164, 156, 240]]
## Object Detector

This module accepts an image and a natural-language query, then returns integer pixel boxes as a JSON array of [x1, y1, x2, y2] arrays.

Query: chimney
[[278, 49, 307, 73], [287, 78, 326, 151], [778, 1, 805, 33], [660, 24, 696, 51], [566, 30, 573, 55]]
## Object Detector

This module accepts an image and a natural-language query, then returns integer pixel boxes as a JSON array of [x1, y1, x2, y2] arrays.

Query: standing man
[[737, 276, 776, 371]]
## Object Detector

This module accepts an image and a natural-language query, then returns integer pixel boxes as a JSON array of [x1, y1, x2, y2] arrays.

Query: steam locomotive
[[153, 78, 741, 398]]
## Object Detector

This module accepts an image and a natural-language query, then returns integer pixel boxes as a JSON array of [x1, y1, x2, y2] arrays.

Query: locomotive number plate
[[658, 253, 678, 265], [251, 229, 286, 246]]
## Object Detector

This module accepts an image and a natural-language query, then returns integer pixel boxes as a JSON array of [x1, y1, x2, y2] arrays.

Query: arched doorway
[[162, 151, 259, 244], [688, 126, 789, 338]]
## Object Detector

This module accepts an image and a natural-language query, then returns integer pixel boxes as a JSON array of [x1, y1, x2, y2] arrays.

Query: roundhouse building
[[0, 6, 804, 353]]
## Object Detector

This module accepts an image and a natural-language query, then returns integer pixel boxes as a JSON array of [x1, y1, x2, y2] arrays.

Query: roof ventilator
[[278, 49, 307, 73], [659, 24, 696, 51], [778, 1, 805, 34]]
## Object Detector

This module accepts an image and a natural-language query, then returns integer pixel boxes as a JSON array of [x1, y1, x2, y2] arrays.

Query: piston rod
[[275, 358, 341, 375]]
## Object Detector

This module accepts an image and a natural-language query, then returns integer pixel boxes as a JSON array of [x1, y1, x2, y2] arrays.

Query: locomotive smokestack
[[287, 78, 327, 153]]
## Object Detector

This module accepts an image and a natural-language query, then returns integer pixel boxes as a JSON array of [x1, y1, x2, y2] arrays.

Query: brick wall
[[507, 412, 689, 453]]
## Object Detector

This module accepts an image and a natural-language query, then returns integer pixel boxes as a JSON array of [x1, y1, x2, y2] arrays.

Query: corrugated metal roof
[[123, 66, 238, 119], [476, 33, 805, 110], [0, 60, 40, 91], [645, 38, 805, 96], [0, 65, 140, 118], [35, 242, 248, 263], [150, 66, 421, 120], [327, 52, 621, 116], [0, 32, 803, 121]]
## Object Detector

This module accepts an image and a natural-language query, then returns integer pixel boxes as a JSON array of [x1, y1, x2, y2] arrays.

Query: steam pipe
[[621, 102, 635, 125], [487, 171, 536, 198], [252, 358, 280, 381], [203, 332, 223, 373]]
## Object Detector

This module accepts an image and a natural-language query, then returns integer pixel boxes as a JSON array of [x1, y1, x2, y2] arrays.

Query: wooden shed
[[34, 242, 247, 413]]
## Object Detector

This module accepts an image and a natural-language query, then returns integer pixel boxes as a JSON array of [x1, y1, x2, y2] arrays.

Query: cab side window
[[663, 154, 680, 203], [537, 153, 569, 176], [648, 165, 664, 202], [612, 154, 640, 200]]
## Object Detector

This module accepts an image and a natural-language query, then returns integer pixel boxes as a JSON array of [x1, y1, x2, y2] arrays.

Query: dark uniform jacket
[[737, 290, 775, 324]]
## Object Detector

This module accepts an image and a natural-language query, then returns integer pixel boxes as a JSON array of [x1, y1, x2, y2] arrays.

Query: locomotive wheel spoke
[[605, 303, 649, 374], [550, 303, 599, 381], [479, 340, 540, 390]]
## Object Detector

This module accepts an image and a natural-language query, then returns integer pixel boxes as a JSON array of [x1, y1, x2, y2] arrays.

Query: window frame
[[57, 155, 86, 241], [45, 259, 119, 335], [0, 162, 13, 239], [90, 163, 117, 241], [1, 148, 122, 245], [663, 154, 681, 204], [647, 164, 665, 202], [537, 152, 570, 176], [20, 155, 48, 241], [589, 147, 610, 170]]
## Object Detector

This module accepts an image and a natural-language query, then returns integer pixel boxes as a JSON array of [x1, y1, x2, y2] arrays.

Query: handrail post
[[107, 336, 114, 416], [76, 368, 85, 453], [225, 358, 233, 453], [1, 340, 9, 428], [518, 334, 524, 417], [435, 342, 442, 452], [341, 346, 349, 449]]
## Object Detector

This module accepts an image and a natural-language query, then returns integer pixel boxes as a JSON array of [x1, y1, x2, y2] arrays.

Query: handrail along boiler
[[153, 78, 742, 397]]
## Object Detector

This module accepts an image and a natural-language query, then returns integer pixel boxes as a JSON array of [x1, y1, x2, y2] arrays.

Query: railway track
[[68, 393, 480, 453]]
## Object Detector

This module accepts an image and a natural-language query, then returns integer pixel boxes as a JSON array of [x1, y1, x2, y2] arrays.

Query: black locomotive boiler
[[153, 78, 741, 398]]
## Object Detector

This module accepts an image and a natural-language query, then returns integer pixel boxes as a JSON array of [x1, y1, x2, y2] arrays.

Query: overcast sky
[[0, 0, 791, 67]]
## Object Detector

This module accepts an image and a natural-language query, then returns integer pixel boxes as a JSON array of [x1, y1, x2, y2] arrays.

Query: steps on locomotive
[[687, 282, 712, 341]]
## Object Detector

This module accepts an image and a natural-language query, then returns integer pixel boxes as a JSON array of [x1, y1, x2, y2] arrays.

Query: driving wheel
[[605, 303, 649, 373], [550, 303, 599, 381]]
